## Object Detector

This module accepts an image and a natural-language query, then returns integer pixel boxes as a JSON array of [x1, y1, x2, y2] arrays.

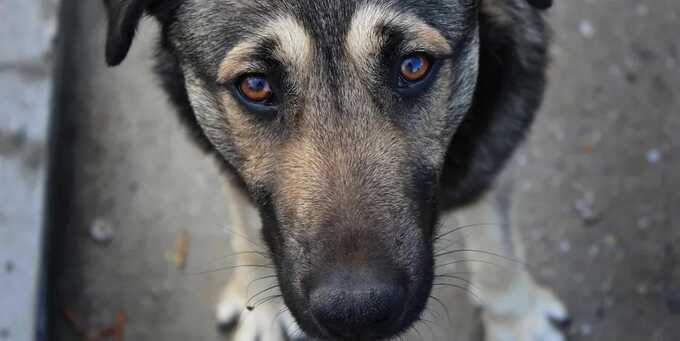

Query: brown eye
[[239, 75, 272, 102], [400, 54, 431, 82]]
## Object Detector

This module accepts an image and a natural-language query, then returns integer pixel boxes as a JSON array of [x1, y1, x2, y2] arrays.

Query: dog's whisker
[[433, 223, 501, 257], [434, 237, 462, 251], [411, 322, 426, 341], [434, 240, 464, 258], [187, 263, 274, 276], [428, 295, 452, 325], [270, 306, 290, 335], [220, 224, 267, 251], [418, 318, 437, 339], [416, 318, 437, 340], [434, 274, 471, 280], [432, 282, 485, 306], [246, 284, 281, 307], [434, 271, 472, 277], [202, 250, 271, 267], [287, 322, 303, 340], [433, 222, 500, 242], [422, 303, 442, 323], [434, 258, 509, 271], [434, 249, 527, 266], [246, 274, 278, 295], [247, 294, 283, 311], [434, 274, 485, 295], [403, 326, 414, 341]]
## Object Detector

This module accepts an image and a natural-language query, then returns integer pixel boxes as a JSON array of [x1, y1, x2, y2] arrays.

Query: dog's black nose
[[309, 267, 406, 338]]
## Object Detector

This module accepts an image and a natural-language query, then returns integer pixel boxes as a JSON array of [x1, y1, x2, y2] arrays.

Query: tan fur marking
[[275, 119, 409, 231], [346, 3, 452, 71], [213, 15, 314, 186], [218, 15, 313, 83], [218, 40, 261, 82], [346, 4, 393, 65], [481, 0, 513, 26], [220, 92, 276, 184], [271, 15, 313, 70]]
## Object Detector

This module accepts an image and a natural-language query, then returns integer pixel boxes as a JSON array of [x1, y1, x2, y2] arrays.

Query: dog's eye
[[238, 75, 273, 103], [395, 53, 438, 96], [400, 54, 431, 82]]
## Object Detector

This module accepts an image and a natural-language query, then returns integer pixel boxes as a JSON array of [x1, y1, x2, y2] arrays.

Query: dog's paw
[[216, 281, 300, 341], [483, 286, 569, 341]]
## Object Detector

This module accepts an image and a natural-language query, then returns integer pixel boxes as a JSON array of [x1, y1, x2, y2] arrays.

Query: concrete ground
[[50, 0, 679, 340], [0, 1, 59, 340]]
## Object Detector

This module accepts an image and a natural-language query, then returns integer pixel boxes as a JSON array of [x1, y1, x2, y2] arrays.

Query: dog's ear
[[525, 0, 553, 10], [103, 0, 149, 66]]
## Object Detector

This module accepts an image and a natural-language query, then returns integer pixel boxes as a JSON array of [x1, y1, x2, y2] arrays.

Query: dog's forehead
[[210, 1, 465, 81], [227, 0, 467, 38], [175, 0, 471, 75]]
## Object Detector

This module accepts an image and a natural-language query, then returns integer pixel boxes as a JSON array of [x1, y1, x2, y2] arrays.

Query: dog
[[102, 0, 569, 340]]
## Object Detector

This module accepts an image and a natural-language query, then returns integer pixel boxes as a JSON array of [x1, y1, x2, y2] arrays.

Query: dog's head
[[105, 0, 550, 339]]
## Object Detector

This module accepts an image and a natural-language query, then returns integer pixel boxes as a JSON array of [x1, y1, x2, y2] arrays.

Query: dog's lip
[[305, 302, 414, 341]]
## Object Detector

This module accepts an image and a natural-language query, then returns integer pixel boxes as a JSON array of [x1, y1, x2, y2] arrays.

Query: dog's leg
[[445, 187, 569, 341], [215, 180, 297, 341]]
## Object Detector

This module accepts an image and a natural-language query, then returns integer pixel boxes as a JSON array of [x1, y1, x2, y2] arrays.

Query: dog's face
[[172, 2, 478, 338], [103, 0, 544, 339]]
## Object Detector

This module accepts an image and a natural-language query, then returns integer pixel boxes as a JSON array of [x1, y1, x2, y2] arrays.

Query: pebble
[[516, 153, 528, 166], [559, 240, 572, 253], [646, 148, 661, 164], [550, 176, 563, 188], [589, 244, 601, 257], [89, 218, 115, 244], [574, 273, 586, 284], [599, 279, 613, 293], [604, 234, 618, 247], [608, 64, 623, 79], [575, 192, 601, 225], [636, 4, 650, 17], [579, 323, 593, 336], [637, 217, 651, 230], [4, 261, 14, 273], [149, 281, 173, 300], [604, 297, 615, 308], [614, 251, 626, 262], [519, 181, 533, 193], [637, 283, 649, 296], [579, 20, 595, 39]]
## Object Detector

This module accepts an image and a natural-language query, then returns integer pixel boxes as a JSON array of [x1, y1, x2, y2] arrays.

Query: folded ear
[[526, 0, 553, 10], [103, 0, 148, 66]]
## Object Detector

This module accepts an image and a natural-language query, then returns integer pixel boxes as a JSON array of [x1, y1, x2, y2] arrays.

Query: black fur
[[440, 1, 550, 208]]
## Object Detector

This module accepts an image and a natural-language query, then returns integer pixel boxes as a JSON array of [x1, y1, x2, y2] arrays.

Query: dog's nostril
[[311, 284, 404, 336], [309, 268, 405, 337]]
